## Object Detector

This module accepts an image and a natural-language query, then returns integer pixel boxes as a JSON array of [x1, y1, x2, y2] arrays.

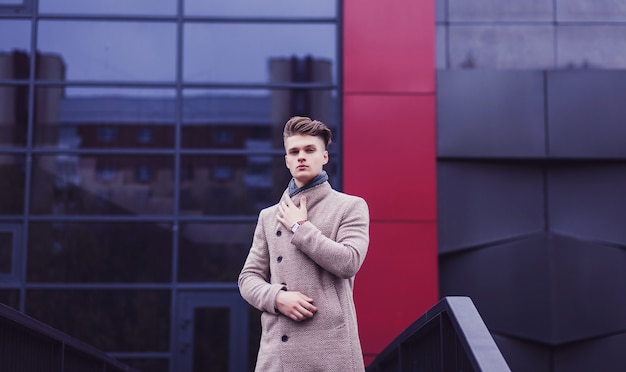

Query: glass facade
[[0, 1, 340, 370]]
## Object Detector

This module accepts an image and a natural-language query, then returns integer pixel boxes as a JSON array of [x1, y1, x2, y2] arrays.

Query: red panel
[[343, 0, 435, 93], [355, 222, 439, 363], [343, 94, 437, 222]]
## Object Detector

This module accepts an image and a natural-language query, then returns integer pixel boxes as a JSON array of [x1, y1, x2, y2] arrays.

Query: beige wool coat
[[238, 181, 370, 372]]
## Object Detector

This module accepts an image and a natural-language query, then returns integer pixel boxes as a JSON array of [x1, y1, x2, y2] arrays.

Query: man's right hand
[[275, 291, 318, 321]]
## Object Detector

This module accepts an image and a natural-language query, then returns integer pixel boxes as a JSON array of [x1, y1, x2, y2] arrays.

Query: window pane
[[38, 21, 176, 81], [179, 154, 340, 215], [0, 20, 30, 55], [184, 0, 336, 17], [181, 88, 339, 149], [27, 222, 172, 282], [193, 307, 229, 371], [0, 84, 28, 146], [35, 87, 176, 148], [183, 23, 337, 84], [178, 222, 255, 282], [118, 359, 169, 372], [31, 154, 174, 215], [0, 231, 13, 273], [0, 155, 25, 214], [26, 290, 170, 352], [39, 0, 176, 16], [0, 289, 19, 309]]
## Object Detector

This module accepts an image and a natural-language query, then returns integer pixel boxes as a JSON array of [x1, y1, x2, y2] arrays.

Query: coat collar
[[282, 181, 332, 211]]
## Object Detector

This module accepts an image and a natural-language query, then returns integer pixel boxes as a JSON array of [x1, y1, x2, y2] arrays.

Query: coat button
[[281, 335, 289, 342], [277, 256, 283, 263], [276, 230, 282, 237]]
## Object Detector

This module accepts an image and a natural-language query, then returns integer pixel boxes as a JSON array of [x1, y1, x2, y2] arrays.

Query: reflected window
[[181, 88, 339, 150], [213, 129, 233, 145], [31, 154, 174, 215], [136, 165, 153, 182], [96, 164, 116, 181], [97, 127, 117, 142], [212, 165, 232, 181], [35, 87, 176, 148], [137, 128, 153, 144]]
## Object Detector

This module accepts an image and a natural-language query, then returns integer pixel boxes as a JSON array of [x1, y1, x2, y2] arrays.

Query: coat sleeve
[[238, 208, 284, 314], [291, 197, 370, 279]]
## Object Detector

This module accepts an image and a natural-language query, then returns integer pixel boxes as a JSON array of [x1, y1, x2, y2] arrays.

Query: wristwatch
[[290, 220, 306, 233]]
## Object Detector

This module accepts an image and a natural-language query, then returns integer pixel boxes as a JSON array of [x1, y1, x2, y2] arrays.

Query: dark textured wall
[[437, 70, 626, 371]]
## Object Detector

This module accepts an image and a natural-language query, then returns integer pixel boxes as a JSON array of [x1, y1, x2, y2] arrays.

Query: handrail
[[366, 296, 510, 372], [0, 303, 136, 371]]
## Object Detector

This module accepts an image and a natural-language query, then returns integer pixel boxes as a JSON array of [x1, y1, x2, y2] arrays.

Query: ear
[[285, 154, 289, 168], [322, 150, 329, 165]]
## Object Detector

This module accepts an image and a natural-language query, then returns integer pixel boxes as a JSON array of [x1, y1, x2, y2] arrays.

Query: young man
[[238, 116, 370, 371]]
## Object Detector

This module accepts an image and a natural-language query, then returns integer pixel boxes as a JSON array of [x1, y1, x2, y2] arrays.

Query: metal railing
[[0, 303, 136, 372], [366, 296, 510, 372]]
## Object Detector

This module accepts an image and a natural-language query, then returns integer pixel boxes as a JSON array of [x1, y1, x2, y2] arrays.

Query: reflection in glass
[[0, 84, 28, 146], [35, 87, 176, 148], [0, 20, 29, 54], [247, 307, 261, 371], [193, 307, 229, 372], [38, 21, 176, 81], [0, 155, 25, 214], [0, 231, 13, 273], [39, 0, 176, 16], [0, 290, 19, 309], [184, 0, 336, 18], [26, 290, 170, 352], [183, 23, 337, 84], [27, 222, 172, 282], [31, 154, 174, 215], [179, 155, 270, 215], [118, 359, 169, 372], [179, 154, 339, 216], [178, 223, 255, 282], [181, 88, 339, 150]]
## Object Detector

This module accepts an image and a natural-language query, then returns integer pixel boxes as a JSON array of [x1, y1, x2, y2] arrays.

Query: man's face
[[284, 134, 328, 188]]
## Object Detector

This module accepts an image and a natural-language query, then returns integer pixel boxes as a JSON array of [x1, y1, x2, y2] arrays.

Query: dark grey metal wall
[[437, 70, 626, 371]]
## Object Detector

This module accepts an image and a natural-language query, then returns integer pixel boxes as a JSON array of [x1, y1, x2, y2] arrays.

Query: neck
[[288, 170, 328, 197]]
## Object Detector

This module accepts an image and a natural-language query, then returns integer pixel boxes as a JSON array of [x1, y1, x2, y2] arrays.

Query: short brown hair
[[283, 116, 332, 149]]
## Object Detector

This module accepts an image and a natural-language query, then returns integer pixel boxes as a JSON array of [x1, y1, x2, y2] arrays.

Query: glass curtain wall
[[0, 1, 340, 371]]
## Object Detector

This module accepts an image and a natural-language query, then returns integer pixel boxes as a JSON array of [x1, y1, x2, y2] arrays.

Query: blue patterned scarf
[[287, 170, 328, 197]]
